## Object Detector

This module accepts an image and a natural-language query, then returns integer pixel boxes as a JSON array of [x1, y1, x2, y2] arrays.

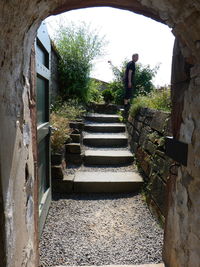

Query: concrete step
[[65, 143, 81, 154], [55, 263, 165, 267], [69, 121, 84, 131], [84, 149, 134, 165], [65, 153, 82, 165], [70, 133, 80, 143], [73, 171, 143, 193], [83, 133, 128, 147], [84, 113, 121, 123], [84, 122, 126, 133], [86, 103, 120, 114], [52, 174, 74, 193]]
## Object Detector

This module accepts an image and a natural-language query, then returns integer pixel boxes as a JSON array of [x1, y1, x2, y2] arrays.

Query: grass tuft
[[130, 87, 171, 117]]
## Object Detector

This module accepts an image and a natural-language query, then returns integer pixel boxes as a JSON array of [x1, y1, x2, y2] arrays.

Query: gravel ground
[[39, 193, 163, 267], [78, 164, 137, 172], [63, 162, 138, 175], [82, 146, 130, 151]]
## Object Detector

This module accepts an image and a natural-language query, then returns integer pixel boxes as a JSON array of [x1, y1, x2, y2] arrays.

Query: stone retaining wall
[[127, 108, 173, 223]]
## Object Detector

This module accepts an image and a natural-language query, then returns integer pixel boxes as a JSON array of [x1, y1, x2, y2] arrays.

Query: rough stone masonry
[[1, 1, 200, 267]]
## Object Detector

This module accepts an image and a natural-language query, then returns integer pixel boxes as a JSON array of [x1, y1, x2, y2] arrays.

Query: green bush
[[108, 81, 124, 105], [54, 21, 107, 103], [130, 87, 171, 117], [50, 100, 86, 153], [102, 89, 114, 103], [51, 98, 86, 120], [108, 59, 159, 104], [87, 79, 103, 103]]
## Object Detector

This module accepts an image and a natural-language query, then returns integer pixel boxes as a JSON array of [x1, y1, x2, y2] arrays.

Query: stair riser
[[84, 116, 120, 123], [86, 103, 119, 114], [83, 138, 128, 147], [84, 156, 134, 165], [52, 180, 73, 193], [74, 182, 143, 193], [70, 134, 80, 143], [84, 125, 125, 133]]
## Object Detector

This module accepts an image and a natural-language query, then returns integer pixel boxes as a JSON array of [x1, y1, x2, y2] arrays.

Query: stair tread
[[85, 113, 120, 118], [84, 122, 126, 133], [74, 171, 143, 182], [83, 133, 127, 139], [84, 113, 121, 123], [84, 122, 125, 126], [84, 149, 133, 157]]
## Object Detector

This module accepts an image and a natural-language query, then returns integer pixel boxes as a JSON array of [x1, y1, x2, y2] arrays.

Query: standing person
[[124, 53, 139, 114]]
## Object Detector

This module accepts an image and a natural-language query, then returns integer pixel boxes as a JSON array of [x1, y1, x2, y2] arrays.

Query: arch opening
[[38, 6, 173, 267]]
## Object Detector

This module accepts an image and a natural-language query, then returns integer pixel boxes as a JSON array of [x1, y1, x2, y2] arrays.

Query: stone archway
[[0, 1, 200, 267]]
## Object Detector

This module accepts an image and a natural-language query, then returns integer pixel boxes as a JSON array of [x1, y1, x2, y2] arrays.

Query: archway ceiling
[[51, 0, 164, 24]]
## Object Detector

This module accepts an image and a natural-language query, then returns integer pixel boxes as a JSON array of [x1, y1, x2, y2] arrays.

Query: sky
[[45, 7, 175, 87]]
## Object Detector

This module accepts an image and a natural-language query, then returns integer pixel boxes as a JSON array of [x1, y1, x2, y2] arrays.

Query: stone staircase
[[82, 113, 134, 165], [72, 111, 143, 193], [52, 108, 143, 193]]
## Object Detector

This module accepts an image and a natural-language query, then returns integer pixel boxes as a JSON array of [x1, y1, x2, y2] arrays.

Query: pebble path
[[39, 192, 163, 267]]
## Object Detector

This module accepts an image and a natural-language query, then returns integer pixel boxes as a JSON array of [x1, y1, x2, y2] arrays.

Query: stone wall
[[163, 64, 200, 267], [127, 108, 173, 222], [1, 0, 200, 266]]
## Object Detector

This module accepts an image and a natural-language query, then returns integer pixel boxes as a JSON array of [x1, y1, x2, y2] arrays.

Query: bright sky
[[45, 7, 175, 87]]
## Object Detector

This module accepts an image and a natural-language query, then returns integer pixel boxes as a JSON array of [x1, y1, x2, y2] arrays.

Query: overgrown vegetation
[[51, 98, 86, 120], [50, 113, 70, 154], [108, 59, 159, 104], [129, 87, 171, 117], [54, 21, 107, 103], [102, 89, 114, 103], [50, 23, 168, 153], [50, 100, 86, 153], [87, 79, 104, 103]]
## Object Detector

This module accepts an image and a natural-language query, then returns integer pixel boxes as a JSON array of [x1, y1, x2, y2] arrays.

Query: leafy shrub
[[50, 100, 86, 153], [87, 79, 103, 103], [51, 98, 86, 121], [108, 81, 124, 105], [50, 112, 71, 154], [134, 63, 159, 95], [108, 59, 159, 104], [130, 87, 171, 117], [54, 21, 107, 102], [102, 89, 114, 103]]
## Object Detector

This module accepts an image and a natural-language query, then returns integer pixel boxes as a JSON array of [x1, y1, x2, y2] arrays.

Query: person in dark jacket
[[124, 53, 139, 113]]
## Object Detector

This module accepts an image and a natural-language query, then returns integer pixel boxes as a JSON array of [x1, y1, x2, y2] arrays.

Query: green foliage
[[102, 89, 114, 103], [51, 98, 86, 120], [134, 63, 159, 96], [50, 99, 86, 153], [108, 81, 124, 105], [87, 79, 103, 103], [54, 21, 107, 102], [129, 87, 171, 117], [107, 60, 126, 104], [117, 110, 124, 122], [108, 59, 159, 104]]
